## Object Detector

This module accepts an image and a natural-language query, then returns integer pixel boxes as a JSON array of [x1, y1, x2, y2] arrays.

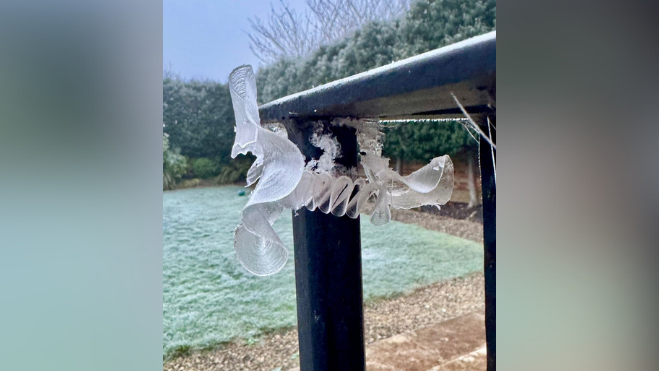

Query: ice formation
[[229, 65, 454, 276]]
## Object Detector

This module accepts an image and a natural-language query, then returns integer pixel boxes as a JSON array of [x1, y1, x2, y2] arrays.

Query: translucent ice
[[229, 66, 454, 276], [229, 65, 305, 276]]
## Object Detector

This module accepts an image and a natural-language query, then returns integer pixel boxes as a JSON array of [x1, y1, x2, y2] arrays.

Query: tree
[[394, 0, 495, 59], [248, 0, 411, 62], [256, 0, 495, 102], [163, 74, 258, 185], [162, 76, 235, 160], [248, 1, 320, 63]]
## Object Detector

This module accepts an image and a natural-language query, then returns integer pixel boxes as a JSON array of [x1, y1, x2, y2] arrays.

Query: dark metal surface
[[477, 114, 496, 371], [289, 121, 366, 371], [259, 31, 496, 371], [259, 31, 495, 122]]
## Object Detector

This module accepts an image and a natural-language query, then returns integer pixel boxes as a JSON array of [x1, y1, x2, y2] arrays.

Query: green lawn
[[163, 186, 482, 359]]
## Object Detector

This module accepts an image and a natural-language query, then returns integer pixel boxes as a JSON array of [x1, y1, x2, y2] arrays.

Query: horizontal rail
[[259, 31, 495, 122], [259, 32, 497, 371]]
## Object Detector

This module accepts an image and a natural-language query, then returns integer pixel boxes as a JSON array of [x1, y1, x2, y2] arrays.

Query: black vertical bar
[[288, 120, 366, 371], [478, 114, 496, 371]]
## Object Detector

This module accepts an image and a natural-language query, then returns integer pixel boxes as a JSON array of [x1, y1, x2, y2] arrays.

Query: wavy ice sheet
[[229, 66, 455, 276], [229, 65, 304, 276]]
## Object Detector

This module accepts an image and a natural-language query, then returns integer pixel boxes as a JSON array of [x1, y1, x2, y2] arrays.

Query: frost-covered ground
[[163, 186, 483, 358]]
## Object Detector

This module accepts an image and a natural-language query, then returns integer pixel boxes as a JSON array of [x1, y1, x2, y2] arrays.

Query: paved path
[[290, 312, 486, 371]]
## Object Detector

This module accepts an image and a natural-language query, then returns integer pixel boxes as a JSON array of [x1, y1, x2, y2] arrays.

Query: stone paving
[[290, 312, 486, 371]]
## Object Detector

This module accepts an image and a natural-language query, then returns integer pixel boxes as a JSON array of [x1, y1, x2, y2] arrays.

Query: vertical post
[[288, 120, 366, 371], [478, 113, 496, 371]]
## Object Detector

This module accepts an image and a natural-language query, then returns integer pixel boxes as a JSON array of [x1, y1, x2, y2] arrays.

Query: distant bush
[[216, 155, 254, 185], [179, 178, 201, 189], [192, 158, 218, 179], [163, 75, 235, 160], [163, 136, 187, 190]]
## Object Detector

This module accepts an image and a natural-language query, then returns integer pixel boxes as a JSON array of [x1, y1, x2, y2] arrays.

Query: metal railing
[[258, 31, 496, 371]]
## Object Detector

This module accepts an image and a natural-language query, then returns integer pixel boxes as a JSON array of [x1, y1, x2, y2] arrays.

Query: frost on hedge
[[229, 65, 454, 276]]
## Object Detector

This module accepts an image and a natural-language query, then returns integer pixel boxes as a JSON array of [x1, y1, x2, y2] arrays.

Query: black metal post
[[478, 113, 496, 371], [288, 120, 366, 371]]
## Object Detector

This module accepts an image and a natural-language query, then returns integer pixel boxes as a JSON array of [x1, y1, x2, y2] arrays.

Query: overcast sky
[[164, 0, 308, 83]]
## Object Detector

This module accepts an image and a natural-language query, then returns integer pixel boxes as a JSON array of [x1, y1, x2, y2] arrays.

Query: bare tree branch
[[247, 0, 411, 63]]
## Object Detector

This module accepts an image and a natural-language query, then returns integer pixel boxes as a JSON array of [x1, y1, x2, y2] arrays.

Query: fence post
[[477, 113, 496, 371], [287, 119, 366, 371]]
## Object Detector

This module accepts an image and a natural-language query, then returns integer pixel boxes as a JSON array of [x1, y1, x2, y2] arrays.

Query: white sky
[[164, 0, 308, 83]]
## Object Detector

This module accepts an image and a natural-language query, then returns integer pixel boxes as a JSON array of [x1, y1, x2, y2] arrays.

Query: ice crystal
[[229, 65, 454, 276]]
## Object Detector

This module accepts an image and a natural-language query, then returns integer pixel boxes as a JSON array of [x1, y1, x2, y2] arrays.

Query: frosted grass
[[163, 186, 482, 358]]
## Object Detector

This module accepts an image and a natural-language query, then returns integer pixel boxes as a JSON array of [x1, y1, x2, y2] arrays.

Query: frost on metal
[[229, 65, 454, 276]]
